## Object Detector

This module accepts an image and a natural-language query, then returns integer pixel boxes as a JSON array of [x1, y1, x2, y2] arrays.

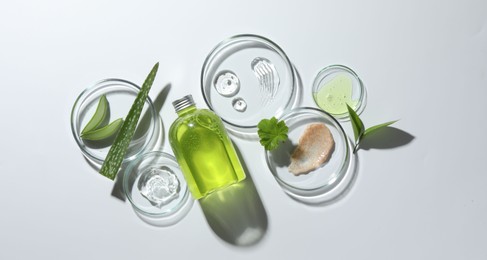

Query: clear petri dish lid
[[201, 34, 297, 137], [265, 107, 356, 205], [123, 151, 194, 227]]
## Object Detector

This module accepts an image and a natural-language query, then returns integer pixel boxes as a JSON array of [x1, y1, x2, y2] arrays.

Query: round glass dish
[[312, 65, 366, 120], [123, 151, 193, 226], [265, 107, 353, 204], [71, 79, 161, 167], [201, 34, 296, 137]]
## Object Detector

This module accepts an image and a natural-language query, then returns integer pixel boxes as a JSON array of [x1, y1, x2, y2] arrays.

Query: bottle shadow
[[199, 175, 268, 247], [359, 127, 415, 151], [199, 142, 268, 246]]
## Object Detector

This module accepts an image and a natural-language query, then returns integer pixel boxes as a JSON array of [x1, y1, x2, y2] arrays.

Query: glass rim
[[312, 64, 367, 120], [265, 107, 354, 203], [200, 34, 296, 133], [70, 78, 158, 165], [122, 151, 193, 218]]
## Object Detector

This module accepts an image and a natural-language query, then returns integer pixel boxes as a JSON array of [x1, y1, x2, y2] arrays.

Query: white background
[[1, 0, 486, 259]]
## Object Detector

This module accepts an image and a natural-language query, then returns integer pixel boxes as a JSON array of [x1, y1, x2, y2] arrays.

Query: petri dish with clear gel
[[265, 107, 355, 205], [123, 151, 193, 227], [71, 79, 162, 167], [312, 65, 366, 120], [201, 34, 297, 137]]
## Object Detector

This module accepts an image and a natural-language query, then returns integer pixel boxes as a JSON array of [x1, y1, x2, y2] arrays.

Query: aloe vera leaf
[[99, 63, 159, 180], [80, 118, 123, 141], [81, 94, 108, 134], [363, 120, 398, 137]]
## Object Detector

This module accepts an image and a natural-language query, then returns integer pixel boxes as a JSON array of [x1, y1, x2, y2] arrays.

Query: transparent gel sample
[[232, 97, 247, 112], [138, 167, 180, 208], [214, 71, 240, 97], [251, 57, 280, 105]]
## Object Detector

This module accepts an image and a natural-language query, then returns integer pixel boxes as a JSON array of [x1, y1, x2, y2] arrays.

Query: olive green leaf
[[81, 94, 108, 134], [80, 118, 123, 141]]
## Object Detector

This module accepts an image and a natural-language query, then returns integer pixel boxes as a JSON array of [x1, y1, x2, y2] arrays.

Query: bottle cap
[[172, 95, 195, 113]]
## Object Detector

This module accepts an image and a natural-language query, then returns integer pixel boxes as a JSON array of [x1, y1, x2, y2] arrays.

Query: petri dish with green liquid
[[312, 65, 366, 120]]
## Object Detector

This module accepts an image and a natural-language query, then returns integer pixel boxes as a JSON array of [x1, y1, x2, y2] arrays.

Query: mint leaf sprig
[[347, 104, 397, 153], [257, 117, 289, 151]]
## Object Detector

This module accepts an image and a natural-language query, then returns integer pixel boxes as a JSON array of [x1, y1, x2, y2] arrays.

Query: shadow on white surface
[[359, 127, 415, 151], [198, 141, 268, 246], [199, 175, 268, 247]]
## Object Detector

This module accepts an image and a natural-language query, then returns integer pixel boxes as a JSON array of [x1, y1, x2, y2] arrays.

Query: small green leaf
[[257, 117, 289, 151], [81, 94, 108, 134], [81, 118, 123, 141], [363, 120, 398, 137], [347, 104, 365, 143]]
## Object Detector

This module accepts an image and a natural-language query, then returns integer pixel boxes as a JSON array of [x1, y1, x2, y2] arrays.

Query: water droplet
[[232, 97, 247, 112], [214, 71, 240, 97]]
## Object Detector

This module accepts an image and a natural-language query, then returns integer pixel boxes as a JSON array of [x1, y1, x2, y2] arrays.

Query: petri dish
[[71, 79, 161, 167], [201, 34, 296, 137], [312, 65, 366, 120], [123, 151, 193, 226], [265, 107, 354, 204]]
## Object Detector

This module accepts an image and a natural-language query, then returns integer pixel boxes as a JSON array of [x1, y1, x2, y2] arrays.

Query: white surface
[[1, 0, 486, 259]]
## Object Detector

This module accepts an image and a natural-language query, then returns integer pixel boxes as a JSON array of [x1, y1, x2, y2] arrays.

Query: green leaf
[[363, 120, 398, 137], [257, 117, 289, 151], [81, 118, 123, 141], [81, 94, 108, 134], [99, 63, 159, 180], [347, 104, 365, 143]]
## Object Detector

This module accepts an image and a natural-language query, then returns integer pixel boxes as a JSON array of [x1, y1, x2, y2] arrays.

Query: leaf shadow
[[269, 139, 296, 167], [359, 127, 415, 150]]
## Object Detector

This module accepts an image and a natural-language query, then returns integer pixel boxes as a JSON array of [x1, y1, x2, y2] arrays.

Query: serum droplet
[[232, 97, 247, 112]]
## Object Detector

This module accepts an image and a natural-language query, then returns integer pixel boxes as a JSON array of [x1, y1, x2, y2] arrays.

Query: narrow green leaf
[[81, 118, 123, 141], [99, 63, 159, 180], [363, 120, 398, 137], [347, 104, 365, 143]]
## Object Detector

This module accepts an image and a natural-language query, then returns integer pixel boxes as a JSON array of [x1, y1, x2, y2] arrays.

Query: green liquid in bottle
[[169, 95, 246, 199], [314, 73, 358, 115]]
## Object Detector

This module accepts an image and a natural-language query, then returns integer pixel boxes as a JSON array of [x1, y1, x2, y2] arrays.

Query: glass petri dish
[[312, 65, 366, 120], [201, 34, 296, 137], [123, 151, 193, 226], [265, 107, 353, 204], [71, 79, 161, 167]]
